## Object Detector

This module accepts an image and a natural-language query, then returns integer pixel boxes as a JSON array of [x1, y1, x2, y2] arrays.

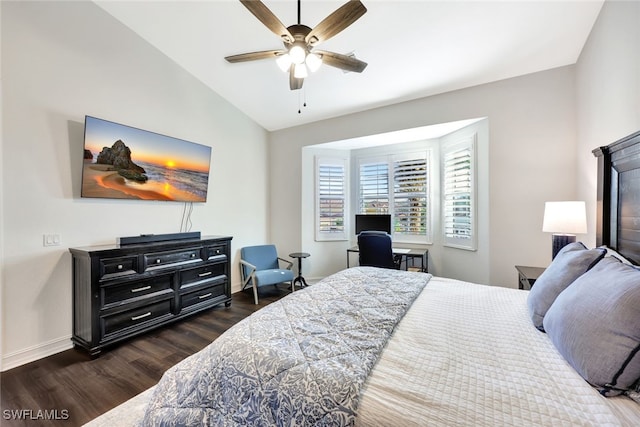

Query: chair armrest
[[277, 257, 294, 270], [239, 259, 257, 287]]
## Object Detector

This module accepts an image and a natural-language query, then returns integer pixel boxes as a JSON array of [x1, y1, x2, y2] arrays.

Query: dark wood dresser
[[69, 235, 232, 356]]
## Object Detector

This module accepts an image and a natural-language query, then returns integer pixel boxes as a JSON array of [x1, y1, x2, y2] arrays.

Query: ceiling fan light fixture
[[294, 63, 308, 78], [289, 44, 307, 64], [305, 52, 322, 72], [276, 53, 292, 72], [227, 0, 368, 91]]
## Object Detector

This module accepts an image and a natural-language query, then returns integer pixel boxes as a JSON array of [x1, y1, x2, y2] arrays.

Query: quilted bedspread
[[142, 267, 431, 426], [356, 277, 639, 427]]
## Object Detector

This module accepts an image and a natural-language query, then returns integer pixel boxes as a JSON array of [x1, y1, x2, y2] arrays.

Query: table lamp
[[542, 201, 587, 259]]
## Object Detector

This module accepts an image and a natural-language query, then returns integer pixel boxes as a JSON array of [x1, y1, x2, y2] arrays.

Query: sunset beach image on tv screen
[[81, 116, 212, 202]]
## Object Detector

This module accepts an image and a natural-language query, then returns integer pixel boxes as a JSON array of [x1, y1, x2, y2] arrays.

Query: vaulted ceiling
[[96, 0, 604, 131]]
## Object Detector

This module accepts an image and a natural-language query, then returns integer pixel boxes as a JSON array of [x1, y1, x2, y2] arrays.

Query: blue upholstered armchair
[[357, 231, 401, 269], [240, 245, 295, 304]]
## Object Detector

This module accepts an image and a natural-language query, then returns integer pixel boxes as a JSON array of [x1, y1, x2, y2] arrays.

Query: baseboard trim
[[231, 281, 243, 294], [2, 335, 73, 372]]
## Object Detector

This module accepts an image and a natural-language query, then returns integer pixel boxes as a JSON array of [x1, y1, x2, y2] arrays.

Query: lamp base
[[551, 234, 576, 259]]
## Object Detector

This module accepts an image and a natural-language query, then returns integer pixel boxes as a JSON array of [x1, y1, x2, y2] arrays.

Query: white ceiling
[[95, 0, 604, 131]]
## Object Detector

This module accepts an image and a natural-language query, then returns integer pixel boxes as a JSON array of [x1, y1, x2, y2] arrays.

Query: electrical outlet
[[43, 234, 61, 247]]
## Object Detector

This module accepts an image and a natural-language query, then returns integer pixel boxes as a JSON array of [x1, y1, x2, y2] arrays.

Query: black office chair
[[357, 231, 401, 269]]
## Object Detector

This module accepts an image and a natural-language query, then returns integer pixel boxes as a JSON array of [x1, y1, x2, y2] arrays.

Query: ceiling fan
[[225, 0, 368, 90]]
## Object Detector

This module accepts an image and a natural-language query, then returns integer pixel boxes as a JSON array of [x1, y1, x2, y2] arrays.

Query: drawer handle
[[216, 250, 221, 254], [131, 312, 152, 321], [191, 253, 196, 258], [198, 272, 212, 277], [156, 259, 161, 264], [131, 285, 151, 293], [117, 264, 123, 270], [198, 293, 212, 299]]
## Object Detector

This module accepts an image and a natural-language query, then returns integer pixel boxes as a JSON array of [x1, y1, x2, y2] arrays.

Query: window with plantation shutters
[[357, 152, 431, 244], [443, 136, 476, 250], [315, 157, 348, 241], [311, 122, 484, 256], [394, 156, 428, 237], [359, 161, 389, 214]]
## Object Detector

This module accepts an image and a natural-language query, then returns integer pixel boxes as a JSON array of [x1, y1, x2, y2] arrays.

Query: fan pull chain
[[298, 88, 308, 114]]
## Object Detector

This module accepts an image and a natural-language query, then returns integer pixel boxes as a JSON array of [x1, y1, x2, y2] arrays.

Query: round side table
[[289, 252, 310, 288]]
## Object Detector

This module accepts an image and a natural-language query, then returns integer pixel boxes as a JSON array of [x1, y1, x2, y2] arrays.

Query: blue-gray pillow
[[527, 242, 605, 330], [543, 257, 640, 396]]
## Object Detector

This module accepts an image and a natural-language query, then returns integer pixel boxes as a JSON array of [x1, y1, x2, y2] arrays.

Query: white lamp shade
[[542, 201, 587, 234], [305, 52, 322, 72], [276, 54, 292, 72], [294, 63, 308, 78], [289, 45, 306, 64]]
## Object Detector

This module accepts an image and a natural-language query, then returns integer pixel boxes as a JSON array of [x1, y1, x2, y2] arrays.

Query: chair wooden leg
[[251, 278, 259, 305]]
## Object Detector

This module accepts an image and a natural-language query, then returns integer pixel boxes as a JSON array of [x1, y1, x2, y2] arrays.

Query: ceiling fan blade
[[289, 66, 304, 90], [315, 50, 367, 73], [225, 49, 286, 63], [240, 0, 294, 43], [305, 0, 367, 45]]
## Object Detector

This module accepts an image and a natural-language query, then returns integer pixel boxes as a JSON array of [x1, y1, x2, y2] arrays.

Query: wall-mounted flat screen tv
[[81, 116, 212, 202]]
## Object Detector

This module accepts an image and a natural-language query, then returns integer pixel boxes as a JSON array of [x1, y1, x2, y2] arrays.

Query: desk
[[347, 246, 428, 272]]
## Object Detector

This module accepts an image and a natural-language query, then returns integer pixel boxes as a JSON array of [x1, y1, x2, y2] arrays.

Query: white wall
[[0, 1, 269, 370], [576, 0, 640, 245], [270, 66, 577, 287]]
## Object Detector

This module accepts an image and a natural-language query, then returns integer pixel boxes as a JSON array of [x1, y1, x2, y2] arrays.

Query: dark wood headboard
[[593, 130, 640, 264]]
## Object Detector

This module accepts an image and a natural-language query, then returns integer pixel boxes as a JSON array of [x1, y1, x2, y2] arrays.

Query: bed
[[86, 131, 640, 426]]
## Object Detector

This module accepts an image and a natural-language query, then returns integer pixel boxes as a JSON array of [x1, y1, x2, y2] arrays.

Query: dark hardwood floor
[[1, 287, 291, 427]]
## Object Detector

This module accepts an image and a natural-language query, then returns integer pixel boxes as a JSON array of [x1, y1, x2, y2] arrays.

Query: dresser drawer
[[181, 283, 226, 310], [102, 275, 173, 308], [144, 248, 202, 271], [100, 256, 138, 280], [102, 300, 173, 337], [180, 263, 226, 289], [204, 244, 228, 262]]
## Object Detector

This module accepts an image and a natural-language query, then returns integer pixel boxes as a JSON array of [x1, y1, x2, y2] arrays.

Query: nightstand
[[515, 265, 546, 290]]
